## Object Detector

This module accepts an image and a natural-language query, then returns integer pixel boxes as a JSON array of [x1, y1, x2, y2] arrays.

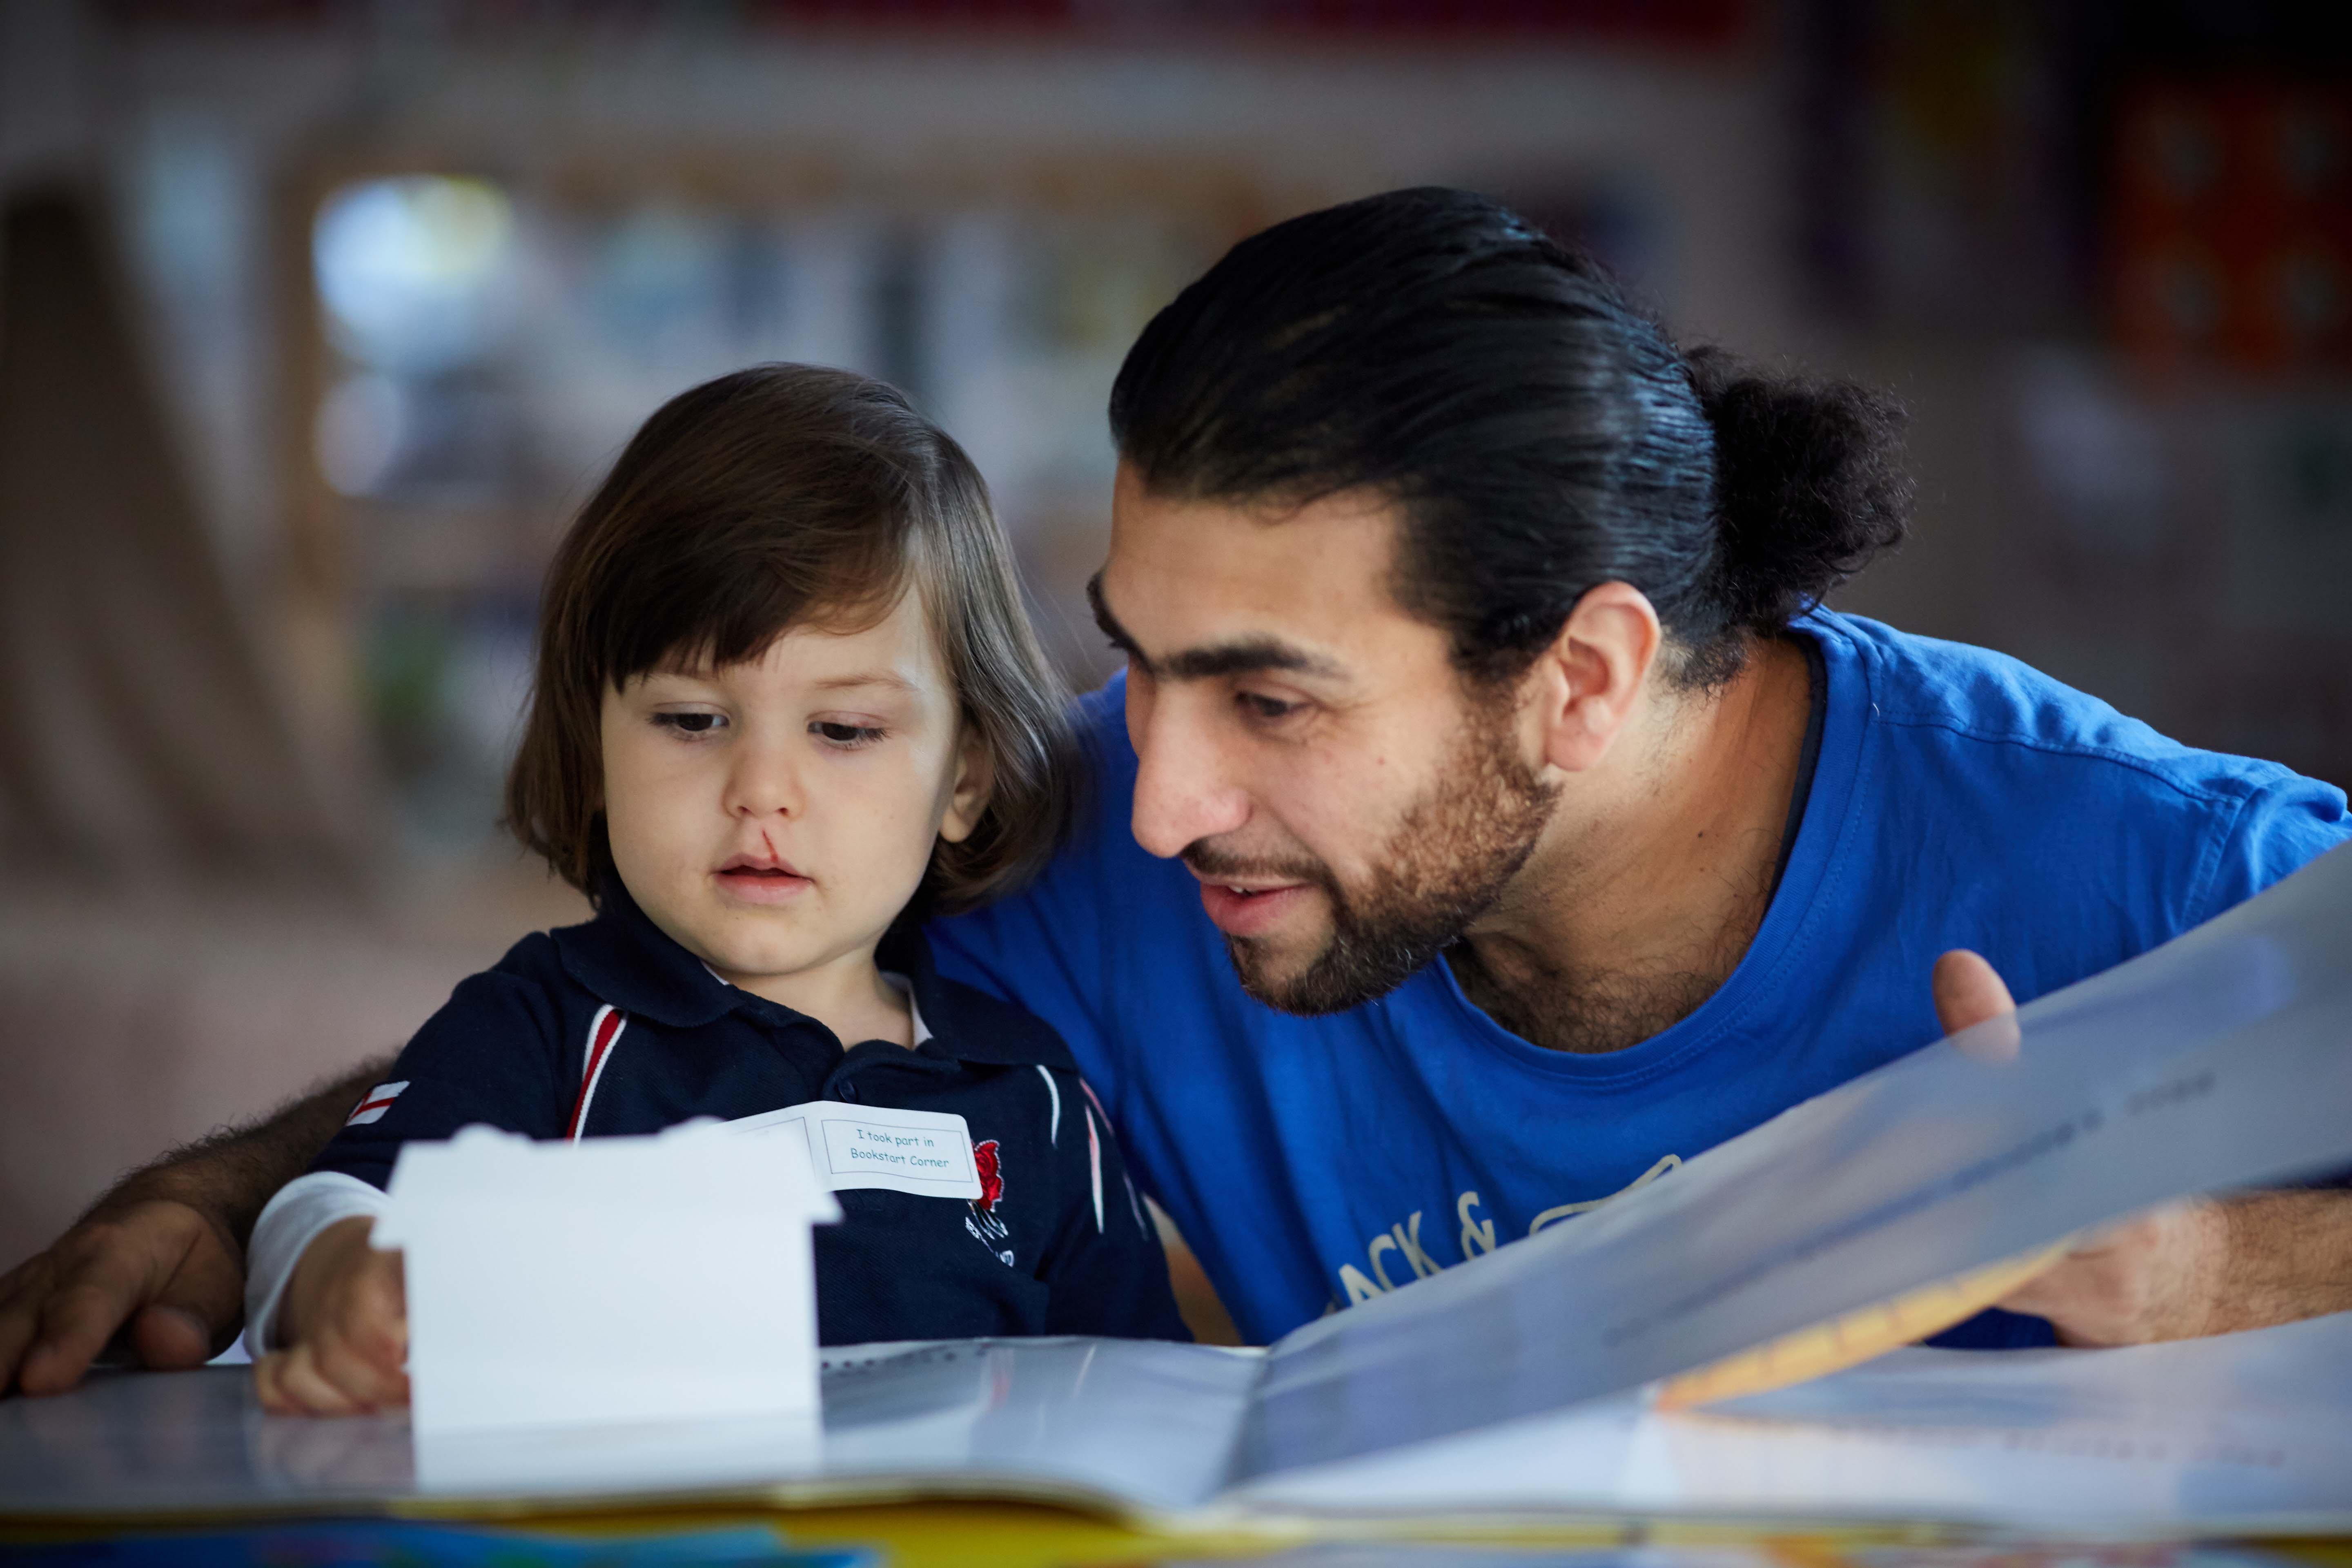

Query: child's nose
[[722, 743, 803, 819]]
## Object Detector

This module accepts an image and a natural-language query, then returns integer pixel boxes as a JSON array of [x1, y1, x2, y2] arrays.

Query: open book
[[5, 846, 2350, 1537]]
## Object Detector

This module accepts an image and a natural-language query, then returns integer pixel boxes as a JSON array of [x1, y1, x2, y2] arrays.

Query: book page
[[1240, 844, 2352, 1482], [1228, 1310, 2352, 1534], [812, 1337, 1259, 1515]]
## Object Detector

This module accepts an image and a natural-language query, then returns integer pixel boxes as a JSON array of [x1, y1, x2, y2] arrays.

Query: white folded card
[[728, 1100, 982, 1200], [374, 1121, 841, 1437]]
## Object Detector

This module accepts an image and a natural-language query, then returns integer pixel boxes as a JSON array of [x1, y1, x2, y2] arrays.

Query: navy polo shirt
[[308, 879, 1189, 1346]]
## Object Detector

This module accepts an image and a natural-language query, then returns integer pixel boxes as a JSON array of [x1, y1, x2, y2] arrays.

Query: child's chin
[[695, 923, 830, 981]]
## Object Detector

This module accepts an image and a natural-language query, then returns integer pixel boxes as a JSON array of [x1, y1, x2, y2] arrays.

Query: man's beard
[[1185, 699, 1559, 1016]]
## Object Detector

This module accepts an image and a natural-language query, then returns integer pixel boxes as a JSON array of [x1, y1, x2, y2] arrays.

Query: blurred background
[[0, 0, 2345, 1274]]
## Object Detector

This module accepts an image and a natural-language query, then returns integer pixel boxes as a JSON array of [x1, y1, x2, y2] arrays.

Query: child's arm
[[1035, 1072, 1194, 1343], [252, 1216, 407, 1415], [244, 954, 573, 1410]]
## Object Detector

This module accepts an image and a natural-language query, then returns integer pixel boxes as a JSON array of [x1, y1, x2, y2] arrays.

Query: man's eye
[[654, 712, 725, 735], [814, 721, 886, 747], [1238, 692, 1300, 722]]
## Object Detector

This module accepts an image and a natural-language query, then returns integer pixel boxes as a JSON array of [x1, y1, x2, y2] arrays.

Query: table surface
[[10, 1324, 2352, 1561]]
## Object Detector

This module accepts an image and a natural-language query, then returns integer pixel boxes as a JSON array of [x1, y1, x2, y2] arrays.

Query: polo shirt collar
[[551, 876, 740, 1030], [550, 878, 1074, 1069]]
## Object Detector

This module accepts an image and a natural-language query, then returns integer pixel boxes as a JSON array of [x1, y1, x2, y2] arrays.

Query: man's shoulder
[[1820, 612, 2339, 813], [1809, 610, 2349, 929]]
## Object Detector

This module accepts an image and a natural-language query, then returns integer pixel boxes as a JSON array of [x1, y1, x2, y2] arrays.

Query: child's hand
[[253, 1216, 408, 1416]]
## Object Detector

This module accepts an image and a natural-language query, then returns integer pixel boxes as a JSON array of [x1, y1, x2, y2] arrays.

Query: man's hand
[[1996, 1201, 2225, 1343], [253, 1217, 408, 1416], [0, 1055, 394, 1399], [0, 1199, 244, 1396], [1933, 949, 2352, 1346]]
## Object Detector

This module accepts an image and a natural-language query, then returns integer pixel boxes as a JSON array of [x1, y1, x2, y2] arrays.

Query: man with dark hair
[[5, 188, 2349, 1387]]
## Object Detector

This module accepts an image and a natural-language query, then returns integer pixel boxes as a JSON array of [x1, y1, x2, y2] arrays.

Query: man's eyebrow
[[1087, 573, 1151, 672], [1162, 639, 1347, 682], [1085, 573, 1346, 683]]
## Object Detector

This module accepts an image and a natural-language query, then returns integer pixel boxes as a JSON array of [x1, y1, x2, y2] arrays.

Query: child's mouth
[[714, 859, 813, 902]]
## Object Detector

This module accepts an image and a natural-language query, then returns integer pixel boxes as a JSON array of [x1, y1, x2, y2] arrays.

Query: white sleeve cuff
[[242, 1172, 391, 1358]]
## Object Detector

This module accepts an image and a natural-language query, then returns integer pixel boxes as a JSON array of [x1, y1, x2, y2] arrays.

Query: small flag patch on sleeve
[[345, 1081, 410, 1126]]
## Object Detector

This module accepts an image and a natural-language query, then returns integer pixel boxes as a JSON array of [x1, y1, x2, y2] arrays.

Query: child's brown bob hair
[[506, 363, 1079, 915]]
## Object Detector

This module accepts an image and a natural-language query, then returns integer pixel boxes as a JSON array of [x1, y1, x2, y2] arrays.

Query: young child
[[247, 365, 1186, 1415]]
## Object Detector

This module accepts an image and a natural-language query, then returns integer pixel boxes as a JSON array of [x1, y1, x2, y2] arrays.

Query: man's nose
[[1128, 691, 1250, 860], [722, 738, 803, 820]]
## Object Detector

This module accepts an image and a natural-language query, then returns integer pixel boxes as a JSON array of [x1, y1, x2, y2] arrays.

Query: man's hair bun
[[1689, 348, 1912, 635]]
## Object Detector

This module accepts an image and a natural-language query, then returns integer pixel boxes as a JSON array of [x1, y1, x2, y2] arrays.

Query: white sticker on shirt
[[727, 1100, 982, 1200]]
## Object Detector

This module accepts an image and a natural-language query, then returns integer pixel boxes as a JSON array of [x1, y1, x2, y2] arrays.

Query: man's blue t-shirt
[[928, 610, 2351, 1347]]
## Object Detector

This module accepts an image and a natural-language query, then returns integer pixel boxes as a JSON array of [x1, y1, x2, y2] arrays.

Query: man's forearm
[[2, 1055, 397, 1394], [91, 1058, 394, 1251], [2210, 1188, 2352, 1335]]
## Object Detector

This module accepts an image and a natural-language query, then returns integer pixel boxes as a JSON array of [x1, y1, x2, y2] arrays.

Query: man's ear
[[937, 724, 995, 846], [1519, 581, 1663, 776]]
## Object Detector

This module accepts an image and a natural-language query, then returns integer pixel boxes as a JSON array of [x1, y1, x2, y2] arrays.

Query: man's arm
[[1996, 1190, 2352, 1345], [1935, 951, 2352, 1345], [0, 1056, 390, 1397]]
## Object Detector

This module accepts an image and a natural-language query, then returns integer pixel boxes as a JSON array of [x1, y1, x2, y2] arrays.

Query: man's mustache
[[1180, 842, 1332, 889]]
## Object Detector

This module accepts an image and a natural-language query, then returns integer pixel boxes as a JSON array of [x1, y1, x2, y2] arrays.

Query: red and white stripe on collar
[[345, 1081, 409, 1126], [564, 1004, 629, 1140]]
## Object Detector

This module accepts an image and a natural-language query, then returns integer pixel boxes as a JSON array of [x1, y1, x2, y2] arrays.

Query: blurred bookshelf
[[276, 155, 1268, 862]]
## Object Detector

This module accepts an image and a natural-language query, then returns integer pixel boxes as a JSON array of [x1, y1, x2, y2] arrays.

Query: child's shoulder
[[359, 926, 619, 1146], [880, 920, 1081, 1074], [927, 972, 1083, 1073], [489, 925, 570, 976], [464, 927, 577, 999], [415, 928, 595, 1050]]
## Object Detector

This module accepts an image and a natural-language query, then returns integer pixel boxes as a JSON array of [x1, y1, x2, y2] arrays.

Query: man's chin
[[1224, 932, 1405, 1018], [1221, 933, 1314, 1013]]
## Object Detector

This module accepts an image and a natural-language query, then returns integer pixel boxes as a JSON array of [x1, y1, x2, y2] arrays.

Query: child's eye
[[813, 721, 886, 748], [653, 712, 727, 736]]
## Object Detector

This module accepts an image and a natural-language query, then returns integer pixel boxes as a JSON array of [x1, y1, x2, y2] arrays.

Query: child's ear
[[937, 726, 994, 846]]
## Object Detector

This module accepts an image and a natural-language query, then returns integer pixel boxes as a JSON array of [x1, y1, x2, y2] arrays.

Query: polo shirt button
[[837, 1083, 858, 1102]]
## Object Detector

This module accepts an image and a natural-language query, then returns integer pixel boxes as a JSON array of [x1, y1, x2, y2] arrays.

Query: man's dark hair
[[1109, 187, 1911, 687], [507, 363, 1077, 913]]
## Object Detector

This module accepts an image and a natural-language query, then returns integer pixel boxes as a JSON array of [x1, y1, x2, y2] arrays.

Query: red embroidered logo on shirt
[[973, 1139, 1003, 1212], [966, 1138, 1011, 1262]]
